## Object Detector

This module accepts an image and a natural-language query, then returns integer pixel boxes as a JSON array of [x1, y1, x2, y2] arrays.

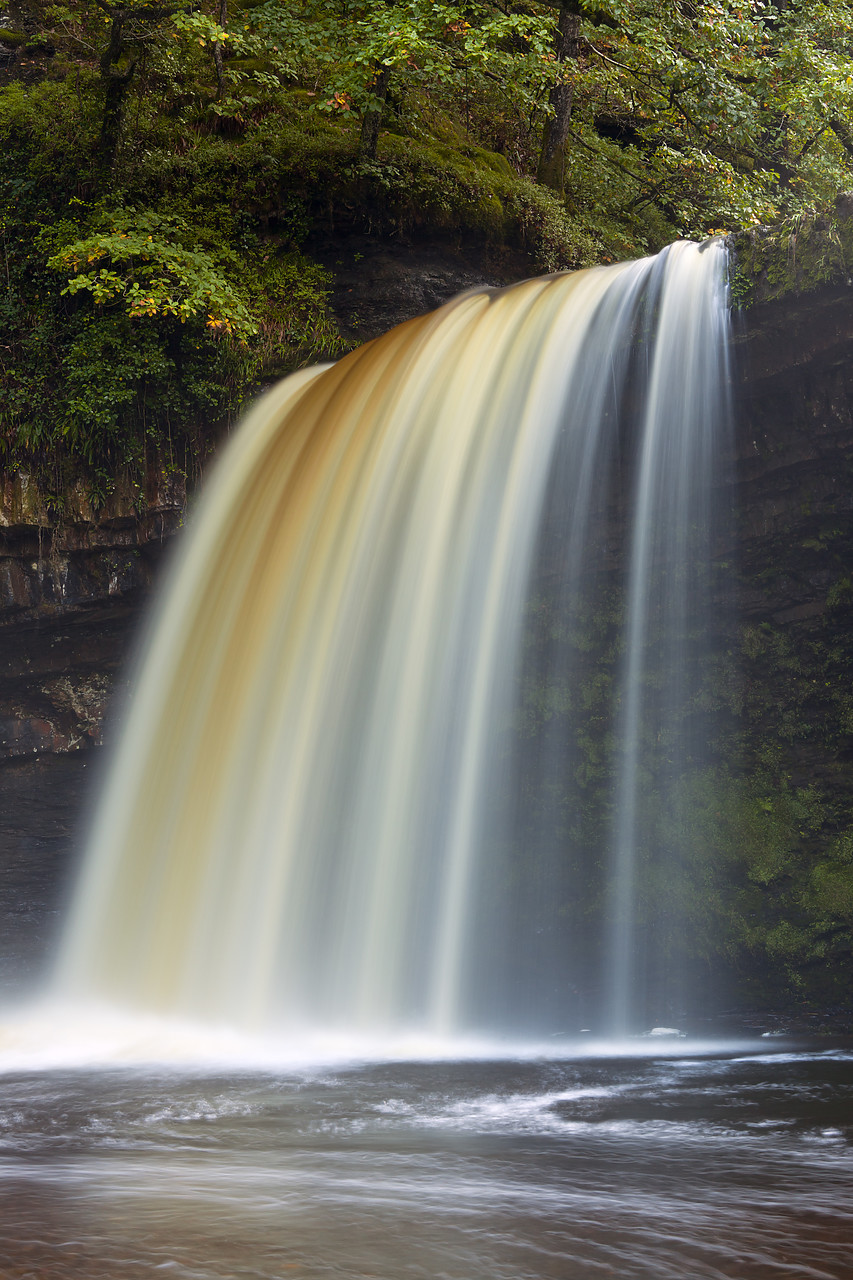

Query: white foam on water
[[0, 998, 764, 1075]]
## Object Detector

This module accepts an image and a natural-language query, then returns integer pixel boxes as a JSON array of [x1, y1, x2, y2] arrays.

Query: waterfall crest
[[58, 240, 731, 1039]]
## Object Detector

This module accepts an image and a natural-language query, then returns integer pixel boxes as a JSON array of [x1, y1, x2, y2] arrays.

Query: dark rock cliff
[[0, 466, 184, 759], [309, 233, 539, 345], [735, 285, 853, 566], [0, 465, 185, 961], [729, 286, 853, 887]]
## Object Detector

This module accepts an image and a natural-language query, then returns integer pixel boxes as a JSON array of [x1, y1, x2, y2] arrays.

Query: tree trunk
[[359, 66, 390, 161], [536, 1, 582, 191], [100, 73, 128, 161], [212, 0, 227, 100], [99, 9, 135, 167]]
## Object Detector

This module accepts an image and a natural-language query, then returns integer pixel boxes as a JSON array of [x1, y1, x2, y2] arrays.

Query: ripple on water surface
[[0, 1035, 851, 1279]]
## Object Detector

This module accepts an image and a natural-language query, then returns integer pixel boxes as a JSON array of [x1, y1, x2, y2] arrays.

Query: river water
[[0, 1042, 851, 1279]]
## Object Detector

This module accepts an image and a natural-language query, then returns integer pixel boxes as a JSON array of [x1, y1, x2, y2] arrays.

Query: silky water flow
[[3, 242, 852, 1280], [52, 238, 731, 1048]]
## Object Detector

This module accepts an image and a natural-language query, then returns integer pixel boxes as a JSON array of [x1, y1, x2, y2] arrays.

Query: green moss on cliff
[[730, 195, 853, 307]]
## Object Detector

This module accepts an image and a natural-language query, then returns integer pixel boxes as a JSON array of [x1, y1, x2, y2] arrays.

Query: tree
[[94, 0, 190, 165], [536, 1, 583, 190], [501, 0, 853, 237], [245, 1, 554, 158], [236, 0, 853, 234]]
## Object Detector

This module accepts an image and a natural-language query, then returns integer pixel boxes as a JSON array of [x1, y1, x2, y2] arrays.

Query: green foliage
[[47, 208, 258, 338], [0, 98, 346, 472], [248, 250, 347, 373], [7, 0, 853, 245], [731, 197, 853, 304], [226, 0, 853, 239]]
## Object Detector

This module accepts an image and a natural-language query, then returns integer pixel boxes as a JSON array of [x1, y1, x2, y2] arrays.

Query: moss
[[729, 195, 853, 307], [122, 88, 598, 271]]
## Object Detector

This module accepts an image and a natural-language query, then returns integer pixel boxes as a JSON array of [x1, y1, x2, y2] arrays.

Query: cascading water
[[606, 241, 731, 1033], [55, 239, 731, 1044]]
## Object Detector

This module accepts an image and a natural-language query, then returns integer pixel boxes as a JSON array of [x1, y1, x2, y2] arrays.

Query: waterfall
[[57, 240, 731, 1041]]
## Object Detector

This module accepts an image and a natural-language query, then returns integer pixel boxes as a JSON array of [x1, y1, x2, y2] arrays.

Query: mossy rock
[[129, 106, 598, 273], [729, 195, 853, 307], [225, 58, 276, 74]]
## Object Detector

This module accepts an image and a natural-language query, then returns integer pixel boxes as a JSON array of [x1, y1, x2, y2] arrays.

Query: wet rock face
[[0, 545, 167, 620], [311, 233, 539, 345], [0, 466, 185, 622], [0, 754, 93, 994], [734, 285, 853, 617], [728, 285, 853, 813], [0, 463, 182, 767], [0, 464, 181, 874], [0, 604, 145, 925], [0, 603, 146, 762]]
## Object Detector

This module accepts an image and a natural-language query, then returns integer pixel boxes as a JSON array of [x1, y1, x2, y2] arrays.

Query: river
[[0, 1042, 850, 1278]]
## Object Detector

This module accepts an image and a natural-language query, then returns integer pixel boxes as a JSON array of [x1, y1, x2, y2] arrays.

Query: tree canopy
[[1, 0, 853, 476], [6, 1, 853, 226]]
